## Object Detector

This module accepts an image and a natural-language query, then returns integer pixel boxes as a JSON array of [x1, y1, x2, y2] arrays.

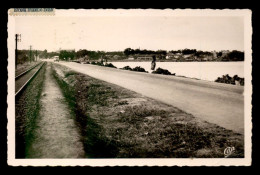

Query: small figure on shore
[[105, 57, 108, 65], [151, 55, 156, 70]]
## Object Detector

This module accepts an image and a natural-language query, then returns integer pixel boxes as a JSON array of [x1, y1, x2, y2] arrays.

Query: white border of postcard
[[7, 9, 252, 166]]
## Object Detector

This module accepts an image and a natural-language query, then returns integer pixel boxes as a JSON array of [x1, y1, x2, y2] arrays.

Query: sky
[[15, 15, 244, 52]]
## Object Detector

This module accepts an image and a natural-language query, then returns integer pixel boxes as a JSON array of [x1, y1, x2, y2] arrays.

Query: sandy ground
[[27, 63, 85, 158], [57, 62, 244, 134]]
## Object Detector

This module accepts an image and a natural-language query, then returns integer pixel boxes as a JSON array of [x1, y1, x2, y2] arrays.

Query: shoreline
[[78, 60, 245, 87], [107, 60, 245, 63]]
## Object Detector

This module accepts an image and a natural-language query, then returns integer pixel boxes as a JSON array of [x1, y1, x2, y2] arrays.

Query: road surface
[[57, 62, 244, 134]]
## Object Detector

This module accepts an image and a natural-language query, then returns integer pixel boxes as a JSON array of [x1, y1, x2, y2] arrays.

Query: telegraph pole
[[29, 45, 32, 63], [15, 34, 21, 69], [35, 50, 38, 61]]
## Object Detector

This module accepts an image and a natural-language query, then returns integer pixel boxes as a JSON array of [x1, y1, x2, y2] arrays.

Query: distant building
[[183, 54, 193, 59], [220, 50, 230, 57], [113, 55, 120, 59], [212, 51, 217, 58], [186, 58, 194, 61], [166, 53, 174, 59], [52, 56, 59, 59], [202, 57, 208, 61], [105, 54, 113, 58], [136, 56, 153, 60]]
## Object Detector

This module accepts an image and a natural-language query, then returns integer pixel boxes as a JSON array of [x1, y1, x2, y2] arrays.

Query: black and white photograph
[[7, 9, 252, 166]]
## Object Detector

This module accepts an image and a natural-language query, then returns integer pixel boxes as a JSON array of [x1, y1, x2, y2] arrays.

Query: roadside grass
[[116, 106, 243, 157], [51, 66, 77, 119], [15, 64, 46, 158], [51, 63, 119, 157], [51, 63, 244, 158]]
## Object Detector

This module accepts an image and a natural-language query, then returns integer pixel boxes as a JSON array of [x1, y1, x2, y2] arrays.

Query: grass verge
[[51, 63, 244, 158]]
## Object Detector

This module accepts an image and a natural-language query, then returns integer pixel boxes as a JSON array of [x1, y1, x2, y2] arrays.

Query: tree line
[[17, 48, 244, 63], [124, 48, 167, 56]]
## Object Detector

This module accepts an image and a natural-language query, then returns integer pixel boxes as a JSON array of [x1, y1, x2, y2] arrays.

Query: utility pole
[[29, 45, 32, 63], [35, 50, 38, 61], [15, 34, 21, 69]]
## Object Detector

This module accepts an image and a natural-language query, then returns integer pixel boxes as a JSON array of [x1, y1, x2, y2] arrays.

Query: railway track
[[15, 62, 43, 79], [15, 61, 46, 97]]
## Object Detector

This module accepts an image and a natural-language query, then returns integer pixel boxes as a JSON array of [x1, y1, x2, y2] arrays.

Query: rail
[[15, 62, 43, 80], [15, 62, 46, 97]]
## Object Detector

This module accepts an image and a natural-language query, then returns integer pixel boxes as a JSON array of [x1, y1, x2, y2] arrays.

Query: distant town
[[16, 48, 244, 64]]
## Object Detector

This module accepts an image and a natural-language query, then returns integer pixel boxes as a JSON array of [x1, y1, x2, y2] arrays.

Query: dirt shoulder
[[27, 63, 85, 158], [51, 63, 244, 158]]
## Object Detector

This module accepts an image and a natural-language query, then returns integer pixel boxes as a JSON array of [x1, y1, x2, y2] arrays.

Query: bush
[[215, 74, 244, 86], [132, 66, 148, 73], [152, 67, 174, 75], [121, 66, 132, 71], [104, 63, 117, 68], [96, 62, 104, 66]]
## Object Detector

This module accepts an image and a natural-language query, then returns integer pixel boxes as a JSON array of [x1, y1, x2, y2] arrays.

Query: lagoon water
[[109, 61, 244, 82]]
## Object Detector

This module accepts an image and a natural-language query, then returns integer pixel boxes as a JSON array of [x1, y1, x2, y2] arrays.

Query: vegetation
[[132, 66, 148, 73], [76, 49, 125, 60], [224, 50, 244, 61], [215, 74, 244, 86], [120, 66, 133, 71], [120, 66, 148, 73], [17, 50, 29, 64], [152, 67, 175, 75], [124, 48, 167, 57], [59, 50, 76, 61], [17, 48, 244, 63], [39, 49, 59, 59], [104, 63, 117, 68], [89, 61, 117, 68], [169, 49, 244, 61]]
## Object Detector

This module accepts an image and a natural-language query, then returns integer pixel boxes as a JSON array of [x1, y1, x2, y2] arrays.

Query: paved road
[[57, 62, 244, 134]]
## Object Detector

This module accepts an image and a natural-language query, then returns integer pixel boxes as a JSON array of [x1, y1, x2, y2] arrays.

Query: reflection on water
[[109, 61, 244, 81]]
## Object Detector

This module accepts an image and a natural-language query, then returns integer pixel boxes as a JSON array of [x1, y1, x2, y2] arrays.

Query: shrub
[[132, 66, 148, 73], [152, 67, 174, 75], [121, 66, 132, 71], [96, 62, 104, 66], [104, 63, 117, 68], [215, 74, 244, 86]]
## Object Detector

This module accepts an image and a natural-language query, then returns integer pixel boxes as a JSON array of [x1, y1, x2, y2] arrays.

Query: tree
[[217, 52, 223, 57], [182, 49, 197, 55], [226, 50, 244, 61], [124, 48, 133, 56], [59, 50, 75, 61], [76, 49, 88, 58], [39, 49, 48, 58]]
